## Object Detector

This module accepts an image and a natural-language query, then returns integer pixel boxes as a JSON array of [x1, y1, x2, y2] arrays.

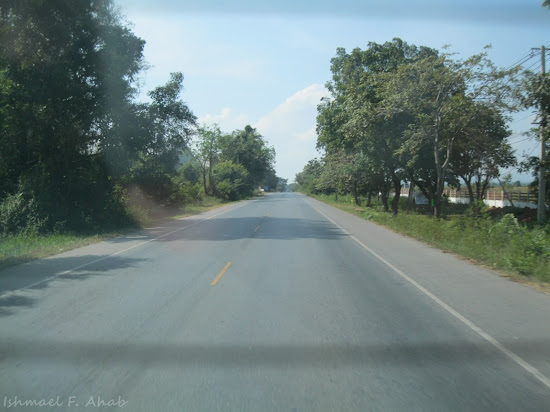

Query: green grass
[[0, 232, 115, 270], [0, 196, 244, 270], [311, 193, 550, 284], [173, 196, 229, 218]]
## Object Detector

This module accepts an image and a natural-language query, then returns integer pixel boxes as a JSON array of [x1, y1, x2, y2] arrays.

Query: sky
[[115, 0, 550, 182]]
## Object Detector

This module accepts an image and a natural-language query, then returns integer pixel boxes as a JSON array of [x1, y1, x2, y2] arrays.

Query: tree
[[380, 51, 519, 217], [520, 69, 550, 209], [276, 178, 288, 192], [219, 125, 275, 188], [194, 124, 223, 195], [261, 168, 279, 192], [212, 161, 250, 200], [295, 159, 323, 194], [450, 102, 515, 202], [317, 39, 438, 214], [0, 0, 146, 229]]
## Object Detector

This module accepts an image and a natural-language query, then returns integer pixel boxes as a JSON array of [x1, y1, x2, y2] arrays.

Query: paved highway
[[1, 193, 550, 411]]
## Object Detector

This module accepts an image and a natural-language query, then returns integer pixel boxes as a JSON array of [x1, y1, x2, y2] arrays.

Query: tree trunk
[[381, 190, 389, 212], [464, 178, 474, 204], [407, 182, 415, 204], [208, 155, 216, 196], [480, 179, 490, 200], [497, 177, 514, 208], [474, 173, 482, 201], [352, 181, 359, 205], [432, 112, 452, 219], [202, 167, 208, 195], [434, 195, 442, 218], [367, 192, 372, 207], [391, 175, 402, 215]]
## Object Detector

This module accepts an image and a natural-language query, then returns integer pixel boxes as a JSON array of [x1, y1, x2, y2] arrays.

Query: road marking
[[0, 201, 252, 299], [211, 262, 232, 286], [304, 198, 550, 391], [254, 225, 260, 232]]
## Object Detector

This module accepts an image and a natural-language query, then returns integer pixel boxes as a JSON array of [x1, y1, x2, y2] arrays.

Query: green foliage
[[212, 161, 251, 201], [0, 0, 145, 195], [276, 177, 288, 192], [179, 160, 202, 185], [0, 2, 202, 235], [295, 159, 323, 194], [314, 194, 550, 282], [302, 39, 523, 218], [521, 70, 549, 209], [465, 200, 490, 217], [171, 178, 203, 205], [193, 124, 223, 195], [219, 125, 276, 188], [0, 192, 47, 235]]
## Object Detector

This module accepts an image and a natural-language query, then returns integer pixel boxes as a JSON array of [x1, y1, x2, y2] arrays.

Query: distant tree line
[[296, 38, 548, 218], [0, 0, 282, 235], [185, 123, 279, 202]]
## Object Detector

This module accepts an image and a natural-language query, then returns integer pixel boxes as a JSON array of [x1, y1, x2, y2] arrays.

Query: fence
[[399, 188, 540, 209]]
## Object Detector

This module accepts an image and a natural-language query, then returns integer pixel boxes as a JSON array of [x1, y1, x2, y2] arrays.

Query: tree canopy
[[299, 39, 522, 217]]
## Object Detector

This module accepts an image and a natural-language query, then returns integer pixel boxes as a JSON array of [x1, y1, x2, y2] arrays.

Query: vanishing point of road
[[1, 193, 550, 411]]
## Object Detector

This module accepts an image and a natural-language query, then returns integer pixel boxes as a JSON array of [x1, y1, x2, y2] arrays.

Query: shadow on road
[[150, 217, 347, 242], [0, 255, 148, 316], [1, 338, 550, 368]]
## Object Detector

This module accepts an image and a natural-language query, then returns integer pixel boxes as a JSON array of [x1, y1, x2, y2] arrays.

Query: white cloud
[[297, 127, 317, 142], [254, 84, 329, 181], [198, 108, 250, 133], [196, 84, 328, 181]]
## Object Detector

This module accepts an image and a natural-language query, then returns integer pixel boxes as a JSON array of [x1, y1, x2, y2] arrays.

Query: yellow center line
[[210, 262, 232, 286]]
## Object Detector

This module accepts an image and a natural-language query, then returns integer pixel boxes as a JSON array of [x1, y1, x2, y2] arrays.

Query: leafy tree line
[[184, 123, 279, 202], [297, 37, 547, 218], [0, 0, 280, 235]]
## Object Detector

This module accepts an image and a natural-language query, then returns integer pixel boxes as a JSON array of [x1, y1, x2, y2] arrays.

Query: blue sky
[[115, 0, 550, 182]]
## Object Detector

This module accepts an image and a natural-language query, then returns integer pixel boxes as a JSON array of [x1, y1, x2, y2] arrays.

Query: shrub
[[212, 161, 252, 201], [0, 192, 49, 235]]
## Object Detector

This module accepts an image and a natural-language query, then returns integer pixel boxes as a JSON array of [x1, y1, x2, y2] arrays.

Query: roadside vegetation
[[295, 20, 549, 283], [0, 1, 287, 267], [311, 194, 550, 283]]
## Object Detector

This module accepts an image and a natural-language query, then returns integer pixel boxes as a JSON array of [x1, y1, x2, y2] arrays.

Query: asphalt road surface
[[1, 193, 550, 411]]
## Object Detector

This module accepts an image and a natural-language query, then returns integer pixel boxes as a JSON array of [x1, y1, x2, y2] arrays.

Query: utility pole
[[534, 46, 547, 224]]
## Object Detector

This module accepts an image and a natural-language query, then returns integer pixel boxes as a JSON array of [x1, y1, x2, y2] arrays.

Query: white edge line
[[0, 200, 252, 299], [303, 197, 550, 391]]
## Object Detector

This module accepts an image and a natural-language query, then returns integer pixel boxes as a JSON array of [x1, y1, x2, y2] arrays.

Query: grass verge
[[311, 193, 550, 290], [0, 196, 244, 271]]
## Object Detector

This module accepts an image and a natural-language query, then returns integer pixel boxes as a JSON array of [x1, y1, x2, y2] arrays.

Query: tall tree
[[127, 73, 196, 203], [219, 125, 275, 189], [450, 102, 515, 202], [380, 51, 519, 217], [520, 66, 550, 208], [0, 0, 145, 226], [193, 124, 222, 195], [317, 39, 437, 214]]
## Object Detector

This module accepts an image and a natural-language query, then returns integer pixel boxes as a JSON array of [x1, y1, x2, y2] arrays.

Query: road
[[1, 193, 550, 411]]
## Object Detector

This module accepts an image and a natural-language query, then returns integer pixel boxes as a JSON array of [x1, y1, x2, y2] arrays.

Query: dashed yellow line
[[210, 262, 232, 286]]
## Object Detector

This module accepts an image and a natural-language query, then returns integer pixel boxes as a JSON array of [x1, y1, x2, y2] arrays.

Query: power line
[[511, 113, 535, 124], [524, 58, 542, 72], [504, 51, 536, 71], [527, 143, 539, 157], [509, 136, 533, 144]]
